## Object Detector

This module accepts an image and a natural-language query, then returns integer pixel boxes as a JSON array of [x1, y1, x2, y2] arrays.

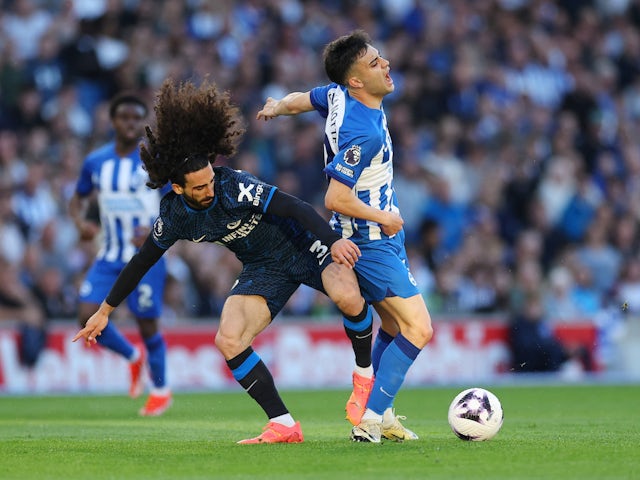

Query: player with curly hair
[[73, 78, 373, 444]]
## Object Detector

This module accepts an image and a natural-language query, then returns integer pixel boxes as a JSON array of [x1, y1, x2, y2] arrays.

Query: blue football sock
[[144, 332, 167, 388], [96, 322, 135, 359], [372, 327, 394, 375], [367, 334, 421, 415]]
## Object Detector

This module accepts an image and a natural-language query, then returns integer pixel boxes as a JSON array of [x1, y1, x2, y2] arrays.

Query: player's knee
[[214, 331, 243, 358], [404, 320, 433, 349], [338, 297, 363, 317], [331, 283, 362, 316], [333, 293, 363, 317], [136, 318, 158, 339], [213, 332, 229, 354], [422, 322, 434, 345]]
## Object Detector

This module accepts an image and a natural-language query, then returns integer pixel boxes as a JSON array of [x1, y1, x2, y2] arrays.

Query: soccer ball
[[447, 387, 503, 441]]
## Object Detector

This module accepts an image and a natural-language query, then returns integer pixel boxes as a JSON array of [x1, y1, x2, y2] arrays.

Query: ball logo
[[344, 145, 361, 166], [153, 217, 164, 237]]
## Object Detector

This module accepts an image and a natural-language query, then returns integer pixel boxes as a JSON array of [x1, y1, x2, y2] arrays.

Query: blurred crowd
[[1, 0, 639, 369]]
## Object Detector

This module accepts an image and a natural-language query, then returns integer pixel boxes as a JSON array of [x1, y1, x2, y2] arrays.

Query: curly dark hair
[[140, 77, 245, 188], [323, 30, 371, 86]]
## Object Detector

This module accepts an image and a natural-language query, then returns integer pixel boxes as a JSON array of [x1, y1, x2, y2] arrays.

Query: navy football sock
[[342, 302, 373, 368], [227, 347, 288, 419]]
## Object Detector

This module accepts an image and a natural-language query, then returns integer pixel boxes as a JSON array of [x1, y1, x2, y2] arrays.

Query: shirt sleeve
[[323, 133, 380, 189], [75, 156, 94, 197], [309, 84, 333, 118], [266, 189, 341, 246], [150, 196, 180, 249]]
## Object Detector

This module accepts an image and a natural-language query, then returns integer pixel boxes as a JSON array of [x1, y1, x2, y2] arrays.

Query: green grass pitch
[[1, 384, 638, 479]]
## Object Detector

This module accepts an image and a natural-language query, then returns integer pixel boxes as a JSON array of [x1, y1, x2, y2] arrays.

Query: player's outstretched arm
[[72, 301, 114, 346], [256, 92, 313, 120], [71, 235, 166, 347]]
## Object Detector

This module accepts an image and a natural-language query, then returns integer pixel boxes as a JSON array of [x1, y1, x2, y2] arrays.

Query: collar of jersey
[[179, 194, 217, 212]]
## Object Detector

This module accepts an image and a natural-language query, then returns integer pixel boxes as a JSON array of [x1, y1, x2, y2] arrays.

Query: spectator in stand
[[543, 266, 582, 321], [23, 30, 67, 104], [0, 130, 28, 186], [610, 213, 640, 259], [0, 256, 47, 368], [1, 0, 53, 62], [614, 256, 640, 315], [575, 207, 622, 296], [11, 160, 59, 243], [0, 183, 26, 267], [509, 292, 570, 373]]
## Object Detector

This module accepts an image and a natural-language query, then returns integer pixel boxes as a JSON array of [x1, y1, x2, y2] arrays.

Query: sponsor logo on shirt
[[220, 214, 262, 243], [335, 163, 354, 178], [238, 183, 265, 206]]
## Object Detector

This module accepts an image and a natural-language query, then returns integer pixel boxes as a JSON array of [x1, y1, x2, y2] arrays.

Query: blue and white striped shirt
[[75, 142, 162, 265], [310, 83, 399, 243]]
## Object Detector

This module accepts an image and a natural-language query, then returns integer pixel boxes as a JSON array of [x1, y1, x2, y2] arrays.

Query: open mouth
[[385, 72, 394, 86]]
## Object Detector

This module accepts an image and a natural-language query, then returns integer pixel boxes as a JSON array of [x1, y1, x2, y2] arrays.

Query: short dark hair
[[109, 92, 148, 119], [323, 30, 371, 85]]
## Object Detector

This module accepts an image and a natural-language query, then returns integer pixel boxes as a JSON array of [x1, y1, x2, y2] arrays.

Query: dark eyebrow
[[194, 173, 215, 189]]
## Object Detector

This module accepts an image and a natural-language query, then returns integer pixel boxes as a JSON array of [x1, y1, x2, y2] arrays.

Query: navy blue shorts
[[229, 248, 330, 318]]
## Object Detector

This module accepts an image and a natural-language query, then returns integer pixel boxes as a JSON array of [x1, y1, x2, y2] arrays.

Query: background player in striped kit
[[72, 78, 373, 444], [69, 93, 171, 416], [257, 30, 434, 443]]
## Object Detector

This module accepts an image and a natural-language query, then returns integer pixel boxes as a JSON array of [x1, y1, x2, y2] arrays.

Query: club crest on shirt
[[153, 217, 164, 238], [344, 145, 361, 166]]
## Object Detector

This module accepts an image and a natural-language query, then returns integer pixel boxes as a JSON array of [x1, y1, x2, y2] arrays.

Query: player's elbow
[[324, 192, 341, 212]]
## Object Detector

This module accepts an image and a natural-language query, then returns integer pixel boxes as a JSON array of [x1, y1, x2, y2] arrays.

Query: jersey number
[[310, 240, 331, 265], [137, 283, 154, 309]]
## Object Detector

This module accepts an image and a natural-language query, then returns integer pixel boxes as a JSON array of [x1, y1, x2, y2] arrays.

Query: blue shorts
[[353, 233, 420, 303], [79, 258, 167, 319], [229, 250, 329, 319]]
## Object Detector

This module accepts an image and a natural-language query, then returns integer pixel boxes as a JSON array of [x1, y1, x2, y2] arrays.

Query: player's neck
[[347, 88, 383, 110], [115, 139, 139, 157]]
